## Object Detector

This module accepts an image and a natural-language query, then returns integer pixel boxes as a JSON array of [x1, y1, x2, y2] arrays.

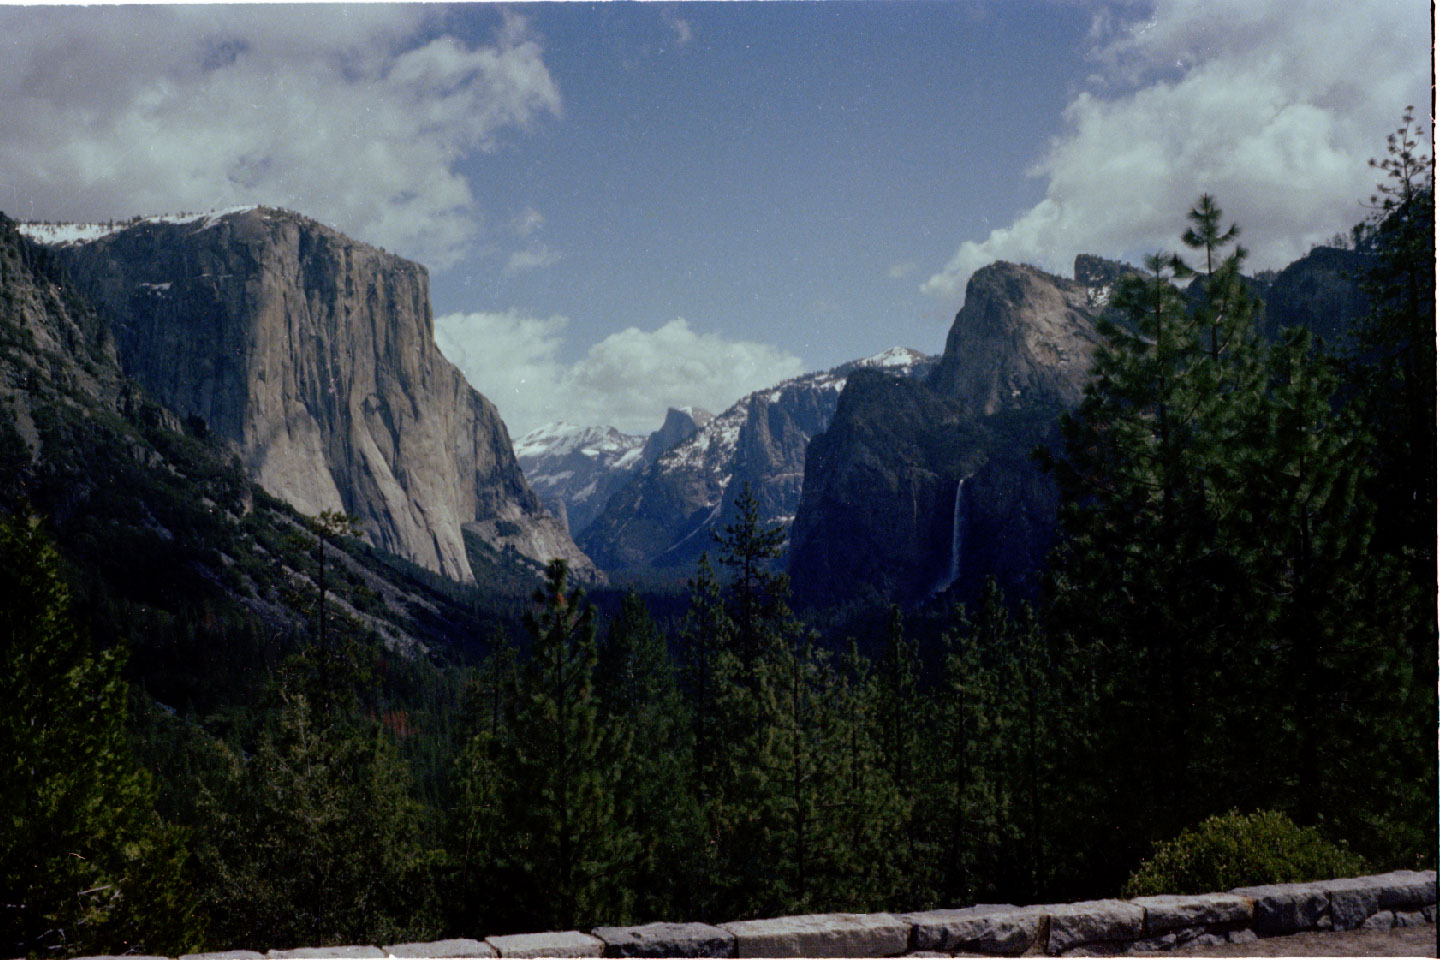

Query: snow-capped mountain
[[578, 347, 936, 574], [516, 408, 711, 536]]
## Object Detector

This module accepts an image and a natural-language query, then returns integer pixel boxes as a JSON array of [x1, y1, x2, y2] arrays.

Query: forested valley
[[1, 117, 1434, 958]]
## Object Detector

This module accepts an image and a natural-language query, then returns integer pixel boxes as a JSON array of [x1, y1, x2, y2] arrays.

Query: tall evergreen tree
[[0, 514, 201, 958], [190, 670, 438, 950], [596, 591, 703, 921], [499, 559, 632, 930]]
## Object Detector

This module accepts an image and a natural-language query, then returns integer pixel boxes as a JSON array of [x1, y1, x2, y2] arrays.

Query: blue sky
[[2, 2, 1430, 434]]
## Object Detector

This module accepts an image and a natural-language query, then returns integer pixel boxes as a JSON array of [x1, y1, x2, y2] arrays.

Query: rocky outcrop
[[1258, 246, 1369, 346], [515, 407, 711, 539], [927, 261, 1103, 418], [39, 207, 595, 584], [578, 348, 934, 575], [790, 263, 1106, 606]]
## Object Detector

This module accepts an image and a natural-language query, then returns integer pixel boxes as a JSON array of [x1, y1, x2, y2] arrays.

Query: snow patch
[[19, 206, 261, 247]]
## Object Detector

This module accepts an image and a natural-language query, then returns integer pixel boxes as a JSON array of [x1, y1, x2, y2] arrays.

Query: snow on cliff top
[[19, 206, 261, 246], [515, 421, 644, 461]]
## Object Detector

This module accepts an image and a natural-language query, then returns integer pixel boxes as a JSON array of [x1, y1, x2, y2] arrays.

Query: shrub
[[1123, 809, 1366, 896]]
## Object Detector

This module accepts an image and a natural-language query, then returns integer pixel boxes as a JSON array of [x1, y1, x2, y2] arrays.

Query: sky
[[2, 1, 1430, 435]]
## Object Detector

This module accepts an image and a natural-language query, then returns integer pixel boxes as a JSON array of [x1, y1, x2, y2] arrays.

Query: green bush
[[1123, 809, 1366, 896]]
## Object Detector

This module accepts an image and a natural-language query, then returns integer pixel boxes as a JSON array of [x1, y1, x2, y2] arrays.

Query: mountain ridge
[[27, 206, 598, 585]]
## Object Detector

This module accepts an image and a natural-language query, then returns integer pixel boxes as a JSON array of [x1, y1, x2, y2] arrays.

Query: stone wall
[[78, 870, 1437, 959]]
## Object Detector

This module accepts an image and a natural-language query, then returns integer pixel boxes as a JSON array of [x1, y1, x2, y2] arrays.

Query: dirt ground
[[1167, 923, 1438, 957]]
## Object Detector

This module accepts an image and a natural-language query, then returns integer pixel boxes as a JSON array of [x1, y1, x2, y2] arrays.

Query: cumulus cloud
[[923, 0, 1429, 303], [434, 313, 805, 436], [0, 6, 559, 269]]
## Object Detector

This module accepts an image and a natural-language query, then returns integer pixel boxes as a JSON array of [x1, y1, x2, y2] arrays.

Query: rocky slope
[[579, 347, 936, 575], [789, 249, 1370, 608], [28, 207, 596, 584], [1258, 246, 1370, 346], [516, 406, 710, 538], [0, 212, 510, 658], [791, 260, 1109, 606], [927, 260, 1104, 418]]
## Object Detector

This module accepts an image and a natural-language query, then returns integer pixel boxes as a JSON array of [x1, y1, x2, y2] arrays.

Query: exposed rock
[[1042, 900, 1144, 955], [1229, 882, 1329, 935], [1226, 928, 1257, 945], [383, 940, 496, 958], [1314, 876, 1380, 930], [1362, 911, 1396, 931], [642, 406, 713, 462], [591, 921, 735, 957], [266, 948, 385, 959], [900, 905, 1039, 955], [581, 348, 933, 575], [42, 207, 596, 584], [486, 931, 605, 958], [1130, 894, 1254, 934], [1259, 246, 1369, 345], [516, 422, 648, 537], [789, 261, 1102, 607], [1367, 869, 1438, 910], [928, 261, 1103, 419], [1392, 910, 1425, 927], [718, 913, 910, 958]]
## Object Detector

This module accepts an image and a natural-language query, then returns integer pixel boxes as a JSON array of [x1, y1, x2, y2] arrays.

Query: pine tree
[[1348, 107, 1436, 726], [499, 559, 632, 930], [0, 514, 201, 958], [191, 678, 438, 949], [596, 591, 703, 921]]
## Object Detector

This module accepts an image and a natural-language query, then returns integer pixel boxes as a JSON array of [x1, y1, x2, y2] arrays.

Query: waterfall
[[947, 476, 966, 588]]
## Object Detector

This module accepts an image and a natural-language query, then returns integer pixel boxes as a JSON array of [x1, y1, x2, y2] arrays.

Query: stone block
[[1368, 869, 1438, 910], [592, 921, 735, 957], [899, 905, 1038, 956], [487, 932, 605, 959], [267, 949, 386, 959], [718, 912, 910, 958], [1226, 929, 1257, 945], [1393, 910, 1426, 927], [182, 953, 267, 960], [384, 940, 496, 958], [1361, 910, 1396, 931], [1229, 882, 1329, 935], [1040, 900, 1144, 955], [1426, 904, 1437, 923], [1314, 876, 1380, 930], [1129, 893, 1254, 934]]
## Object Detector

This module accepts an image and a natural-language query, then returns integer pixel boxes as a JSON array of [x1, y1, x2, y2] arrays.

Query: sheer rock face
[[791, 263, 1104, 606], [515, 407, 711, 540], [48, 207, 595, 584], [927, 261, 1103, 418], [578, 348, 934, 575]]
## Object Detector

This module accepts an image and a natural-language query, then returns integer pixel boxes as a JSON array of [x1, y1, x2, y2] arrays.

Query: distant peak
[[857, 346, 925, 368]]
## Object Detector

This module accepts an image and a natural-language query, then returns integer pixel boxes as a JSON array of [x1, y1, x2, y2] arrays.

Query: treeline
[[1, 116, 1433, 957]]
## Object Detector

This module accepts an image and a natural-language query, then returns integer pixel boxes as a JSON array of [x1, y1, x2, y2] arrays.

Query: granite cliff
[[34, 208, 595, 584], [579, 348, 935, 575], [791, 260, 1108, 606], [515, 406, 711, 538]]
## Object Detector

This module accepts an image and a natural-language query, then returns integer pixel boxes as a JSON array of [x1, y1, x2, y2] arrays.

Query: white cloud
[[923, 0, 1430, 303], [506, 244, 563, 274], [0, 7, 560, 269], [434, 313, 805, 436]]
